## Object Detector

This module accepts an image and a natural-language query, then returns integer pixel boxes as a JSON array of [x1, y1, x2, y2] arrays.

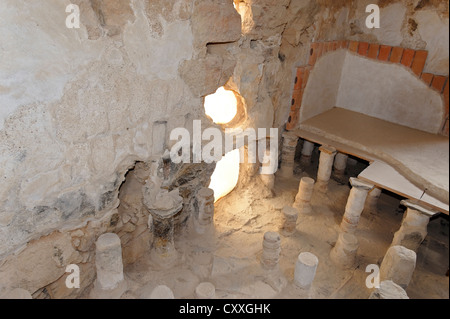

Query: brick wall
[[286, 40, 449, 136]]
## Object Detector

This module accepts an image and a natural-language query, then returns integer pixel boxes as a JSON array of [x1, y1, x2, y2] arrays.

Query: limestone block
[[191, 0, 241, 47], [179, 54, 236, 97], [380, 246, 416, 289]]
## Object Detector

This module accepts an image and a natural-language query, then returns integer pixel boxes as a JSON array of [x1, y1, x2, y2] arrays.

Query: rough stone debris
[[369, 280, 409, 299]]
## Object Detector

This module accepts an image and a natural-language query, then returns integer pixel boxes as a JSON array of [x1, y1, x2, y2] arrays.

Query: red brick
[[308, 43, 319, 66], [331, 41, 338, 51], [286, 111, 299, 131], [420, 73, 434, 87], [291, 89, 303, 111], [316, 42, 324, 60], [411, 50, 428, 76], [294, 67, 303, 90], [367, 44, 380, 59], [358, 42, 369, 56], [401, 49, 415, 68], [341, 40, 349, 49], [327, 42, 334, 52], [378, 45, 392, 61], [348, 41, 359, 53], [302, 66, 312, 89], [431, 75, 447, 93], [389, 47, 404, 63]]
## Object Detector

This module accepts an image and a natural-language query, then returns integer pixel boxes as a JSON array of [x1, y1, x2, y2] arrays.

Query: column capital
[[349, 177, 374, 191], [319, 145, 337, 155], [400, 199, 438, 217]]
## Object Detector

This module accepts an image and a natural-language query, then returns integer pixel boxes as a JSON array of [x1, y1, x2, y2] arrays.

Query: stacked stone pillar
[[280, 132, 298, 177], [391, 200, 437, 252], [332, 152, 348, 182], [261, 232, 281, 270], [293, 177, 315, 214], [260, 149, 276, 196], [366, 187, 382, 213], [330, 232, 359, 269], [300, 140, 315, 167], [194, 187, 215, 234], [316, 145, 337, 193], [149, 206, 181, 268], [281, 206, 299, 235], [339, 178, 374, 233]]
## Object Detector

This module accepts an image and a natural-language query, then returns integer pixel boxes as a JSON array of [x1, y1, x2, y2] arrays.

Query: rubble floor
[[117, 158, 449, 299]]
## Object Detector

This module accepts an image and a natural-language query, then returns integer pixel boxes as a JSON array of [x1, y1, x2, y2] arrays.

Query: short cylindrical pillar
[[391, 200, 436, 252], [280, 132, 298, 177], [95, 233, 124, 290], [195, 187, 215, 234], [294, 252, 319, 290], [195, 282, 216, 299], [369, 280, 409, 299], [151, 212, 179, 267], [330, 232, 359, 269], [366, 187, 382, 213], [316, 145, 337, 192], [380, 245, 416, 289], [333, 152, 348, 181], [340, 178, 374, 233], [261, 232, 281, 270], [149, 285, 175, 299], [91, 233, 127, 299], [281, 206, 299, 235], [300, 140, 315, 167], [293, 177, 315, 214]]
